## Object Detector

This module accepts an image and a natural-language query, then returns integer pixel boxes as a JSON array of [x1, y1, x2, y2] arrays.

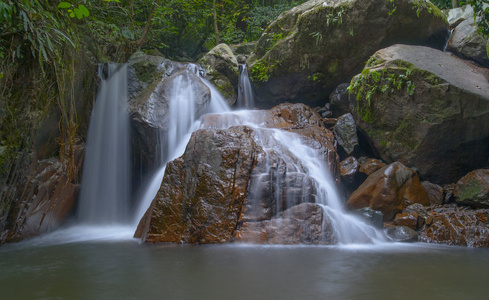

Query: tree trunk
[[134, 0, 160, 49], [452, 0, 459, 8], [213, 0, 220, 45]]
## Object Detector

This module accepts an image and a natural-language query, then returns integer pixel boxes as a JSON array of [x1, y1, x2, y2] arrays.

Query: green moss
[[393, 115, 420, 149], [458, 180, 483, 202]]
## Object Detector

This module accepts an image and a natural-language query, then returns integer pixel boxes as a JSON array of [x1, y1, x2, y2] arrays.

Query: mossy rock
[[248, 0, 448, 108], [199, 43, 239, 106], [348, 44, 489, 184]]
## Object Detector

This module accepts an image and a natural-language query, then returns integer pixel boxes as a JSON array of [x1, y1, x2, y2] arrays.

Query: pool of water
[[1, 234, 488, 300]]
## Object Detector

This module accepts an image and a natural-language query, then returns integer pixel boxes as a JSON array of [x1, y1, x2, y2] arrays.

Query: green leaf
[[69, 11, 75, 18], [78, 5, 89, 17], [104, 0, 121, 2], [58, 2, 72, 9], [74, 8, 83, 19], [121, 27, 134, 40]]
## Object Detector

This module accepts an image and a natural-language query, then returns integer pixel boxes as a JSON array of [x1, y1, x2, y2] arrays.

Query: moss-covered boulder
[[199, 43, 239, 105], [454, 169, 489, 209], [348, 44, 489, 183], [248, 0, 448, 108]]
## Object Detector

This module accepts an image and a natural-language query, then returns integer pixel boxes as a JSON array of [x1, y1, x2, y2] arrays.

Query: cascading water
[[132, 64, 230, 226], [237, 64, 255, 109], [78, 63, 132, 225], [199, 110, 385, 244]]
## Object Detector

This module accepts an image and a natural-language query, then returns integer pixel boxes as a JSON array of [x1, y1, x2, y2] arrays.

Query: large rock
[[454, 169, 489, 208], [135, 126, 259, 243], [447, 18, 489, 67], [419, 205, 489, 247], [235, 203, 336, 245], [135, 103, 339, 244], [199, 43, 239, 105], [348, 44, 489, 183], [334, 113, 358, 156], [346, 162, 429, 221], [2, 155, 82, 243], [129, 68, 211, 177], [248, 0, 448, 107]]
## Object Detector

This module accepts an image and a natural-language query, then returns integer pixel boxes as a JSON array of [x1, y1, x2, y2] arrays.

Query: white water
[[199, 111, 385, 244], [40, 61, 384, 245], [77, 64, 131, 225], [237, 64, 255, 109]]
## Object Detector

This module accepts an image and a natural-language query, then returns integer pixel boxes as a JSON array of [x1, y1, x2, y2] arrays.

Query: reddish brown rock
[[135, 126, 259, 243], [422, 181, 444, 206], [359, 158, 386, 176], [136, 103, 340, 244], [340, 156, 359, 179], [346, 162, 430, 221], [419, 206, 489, 247], [393, 212, 424, 230], [235, 203, 336, 245], [454, 169, 489, 208]]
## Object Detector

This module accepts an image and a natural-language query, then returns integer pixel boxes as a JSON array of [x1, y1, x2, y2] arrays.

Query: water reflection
[[1, 243, 488, 300]]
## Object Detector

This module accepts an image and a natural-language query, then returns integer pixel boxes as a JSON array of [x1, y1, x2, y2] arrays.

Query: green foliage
[[347, 66, 416, 123], [250, 60, 274, 82]]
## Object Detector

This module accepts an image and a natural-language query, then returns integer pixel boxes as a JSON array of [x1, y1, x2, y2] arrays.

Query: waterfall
[[78, 63, 131, 225], [237, 64, 255, 109], [443, 27, 454, 52], [199, 111, 385, 244], [76, 61, 382, 245], [132, 64, 230, 226]]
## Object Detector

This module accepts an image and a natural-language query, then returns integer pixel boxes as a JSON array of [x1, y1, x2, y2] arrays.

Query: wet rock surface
[[385, 226, 418, 242], [454, 169, 489, 209], [235, 203, 336, 245], [346, 162, 429, 221], [136, 103, 339, 244], [419, 205, 489, 247]]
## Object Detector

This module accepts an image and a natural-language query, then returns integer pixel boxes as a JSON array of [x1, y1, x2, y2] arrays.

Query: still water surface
[[1, 238, 488, 300]]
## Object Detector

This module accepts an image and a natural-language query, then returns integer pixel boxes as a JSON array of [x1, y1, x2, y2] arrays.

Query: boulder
[[235, 203, 336, 245], [358, 157, 385, 176], [385, 226, 418, 242], [135, 126, 259, 243], [3, 154, 82, 242], [248, 0, 448, 107], [446, 4, 476, 27], [454, 169, 489, 208], [393, 212, 422, 230], [339, 156, 362, 195], [329, 83, 351, 117], [129, 68, 211, 176], [346, 162, 430, 221], [136, 103, 339, 244], [199, 43, 239, 105], [447, 18, 489, 67], [348, 44, 489, 183], [127, 52, 182, 103], [422, 181, 444, 206], [419, 206, 489, 247], [334, 113, 358, 156], [231, 41, 257, 55], [352, 207, 384, 228]]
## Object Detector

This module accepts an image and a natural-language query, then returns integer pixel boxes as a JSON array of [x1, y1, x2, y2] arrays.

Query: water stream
[[77, 64, 131, 225]]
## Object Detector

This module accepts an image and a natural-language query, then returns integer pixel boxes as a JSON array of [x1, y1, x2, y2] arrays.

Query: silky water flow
[[34, 62, 384, 245]]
